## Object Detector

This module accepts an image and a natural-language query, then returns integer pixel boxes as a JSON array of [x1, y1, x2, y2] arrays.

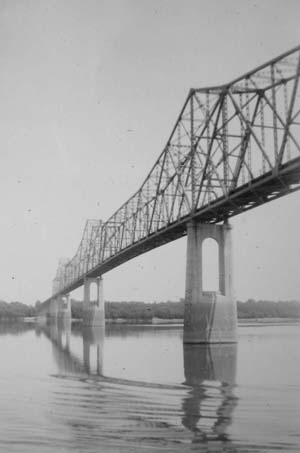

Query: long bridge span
[[39, 45, 300, 343]]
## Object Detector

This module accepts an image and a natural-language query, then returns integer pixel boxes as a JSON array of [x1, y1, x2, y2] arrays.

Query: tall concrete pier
[[83, 276, 105, 327], [49, 297, 59, 319], [183, 221, 237, 344], [58, 294, 71, 320], [48, 295, 71, 321]]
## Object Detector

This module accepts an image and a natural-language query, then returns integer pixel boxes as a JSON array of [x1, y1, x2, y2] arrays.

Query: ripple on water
[[0, 321, 300, 452]]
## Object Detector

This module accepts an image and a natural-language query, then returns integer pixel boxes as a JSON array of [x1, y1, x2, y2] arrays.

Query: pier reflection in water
[[37, 320, 237, 448], [183, 343, 237, 443], [38, 320, 104, 376]]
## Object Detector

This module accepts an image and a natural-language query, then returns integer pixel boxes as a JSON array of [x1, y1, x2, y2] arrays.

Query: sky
[[0, 0, 300, 305]]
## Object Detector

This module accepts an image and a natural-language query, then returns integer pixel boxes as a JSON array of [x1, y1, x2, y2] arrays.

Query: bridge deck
[[44, 156, 300, 304]]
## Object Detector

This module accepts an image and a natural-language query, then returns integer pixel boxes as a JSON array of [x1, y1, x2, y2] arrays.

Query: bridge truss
[[51, 45, 300, 299]]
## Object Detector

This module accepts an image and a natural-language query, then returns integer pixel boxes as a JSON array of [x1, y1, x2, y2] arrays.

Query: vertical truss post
[[206, 92, 212, 203], [177, 122, 181, 169], [260, 95, 266, 173], [100, 226, 107, 262], [245, 79, 252, 178], [190, 91, 196, 211], [146, 181, 150, 232], [165, 147, 169, 221], [222, 93, 228, 192], [271, 64, 279, 165], [284, 82, 291, 161], [239, 92, 246, 184]]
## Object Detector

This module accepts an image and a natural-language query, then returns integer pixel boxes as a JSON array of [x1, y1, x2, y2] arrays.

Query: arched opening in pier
[[202, 238, 219, 292], [89, 281, 98, 303], [62, 296, 69, 309]]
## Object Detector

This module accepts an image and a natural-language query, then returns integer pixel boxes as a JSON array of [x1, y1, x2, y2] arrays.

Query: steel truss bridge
[[47, 45, 300, 302]]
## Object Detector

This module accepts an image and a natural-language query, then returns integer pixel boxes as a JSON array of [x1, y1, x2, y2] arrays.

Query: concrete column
[[49, 298, 59, 319], [183, 343, 237, 385], [57, 294, 71, 320], [83, 276, 105, 327], [183, 221, 237, 343]]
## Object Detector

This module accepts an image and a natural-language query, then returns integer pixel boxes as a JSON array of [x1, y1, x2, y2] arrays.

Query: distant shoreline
[[0, 316, 300, 327], [106, 316, 300, 325], [1, 298, 300, 322], [19, 315, 300, 325]]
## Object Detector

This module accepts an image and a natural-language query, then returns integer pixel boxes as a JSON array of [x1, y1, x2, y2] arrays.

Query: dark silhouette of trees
[[0, 300, 35, 320], [70, 298, 300, 321], [0, 298, 299, 321]]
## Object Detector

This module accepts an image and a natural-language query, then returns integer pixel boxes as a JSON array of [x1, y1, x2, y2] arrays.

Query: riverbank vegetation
[[0, 298, 299, 321], [60, 298, 300, 320], [0, 300, 35, 321]]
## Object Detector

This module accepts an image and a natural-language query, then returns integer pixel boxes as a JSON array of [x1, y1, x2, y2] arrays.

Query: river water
[[0, 319, 299, 452]]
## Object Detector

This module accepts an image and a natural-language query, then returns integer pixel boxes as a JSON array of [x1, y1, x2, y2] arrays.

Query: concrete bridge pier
[[48, 298, 59, 319], [183, 221, 237, 344], [83, 276, 105, 327], [57, 294, 71, 321]]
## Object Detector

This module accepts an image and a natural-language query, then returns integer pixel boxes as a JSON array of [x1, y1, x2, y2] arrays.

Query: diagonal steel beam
[[227, 90, 273, 170]]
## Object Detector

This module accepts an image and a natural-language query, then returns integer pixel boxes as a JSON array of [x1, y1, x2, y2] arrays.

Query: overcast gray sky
[[0, 0, 300, 305]]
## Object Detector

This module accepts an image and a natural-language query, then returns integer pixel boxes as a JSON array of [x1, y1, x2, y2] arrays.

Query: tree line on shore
[[0, 298, 300, 321]]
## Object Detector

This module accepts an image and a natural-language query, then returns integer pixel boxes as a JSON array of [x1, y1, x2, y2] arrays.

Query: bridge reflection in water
[[38, 320, 104, 376], [37, 321, 237, 444]]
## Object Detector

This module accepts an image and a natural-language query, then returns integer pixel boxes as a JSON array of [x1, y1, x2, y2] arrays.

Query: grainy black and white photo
[[0, 1, 300, 452]]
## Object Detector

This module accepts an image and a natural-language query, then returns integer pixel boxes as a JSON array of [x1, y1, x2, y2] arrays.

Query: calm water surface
[[0, 319, 299, 452]]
